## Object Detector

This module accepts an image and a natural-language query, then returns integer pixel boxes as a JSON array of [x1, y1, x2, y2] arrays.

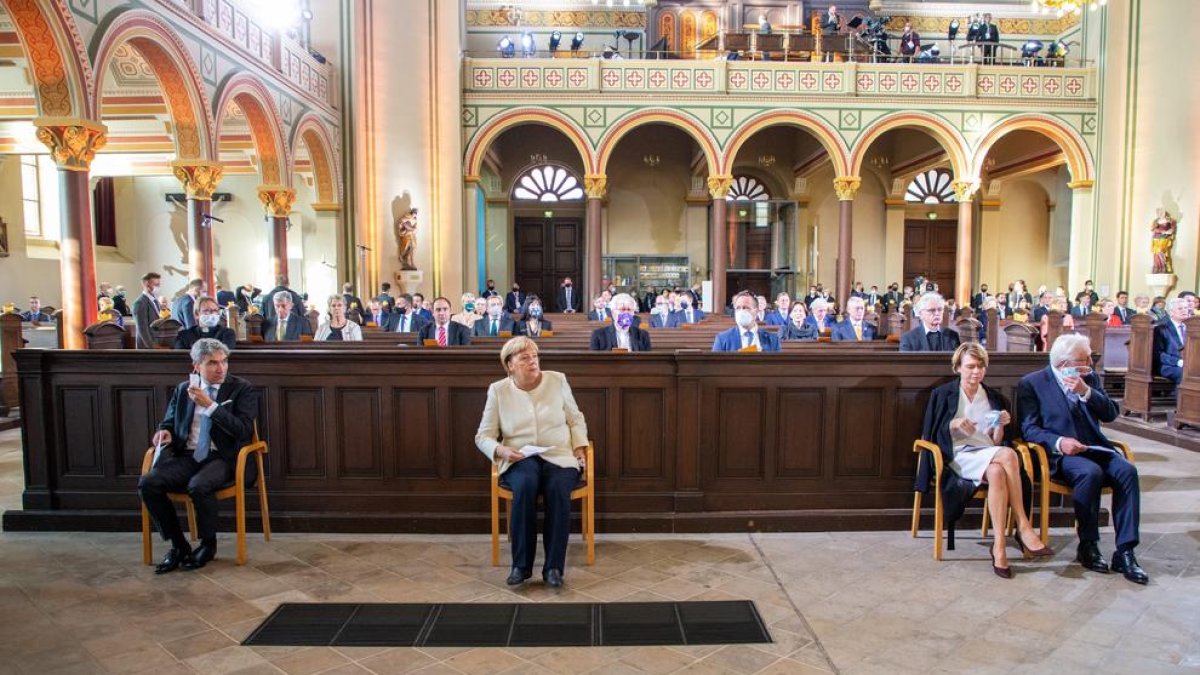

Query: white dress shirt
[[475, 371, 589, 475], [185, 379, 219, 451], [740, 326, 762, 349], [615, 327, 632, 350]]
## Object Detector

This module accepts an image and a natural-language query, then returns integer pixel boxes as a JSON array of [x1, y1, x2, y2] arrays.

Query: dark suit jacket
[[590, 325, 651, 352], [899, 326, 961, 352], [649, 313, 670, 328], [171, 294, 197, 329], [418, 321, 472, 346], [263, 315, 311, 342], [516, 318, 553, 336], [667, 308, 705, 327], [158, 375, 258, 466], [762, 310, 790, 327], [473, 315, 518, 337], [1114, 305, 1133, 325], [262, 286, 306, 324], [21, 310, 52, 323], [1017, 367, 1118, 475], [504, 291, 526, 313], [780, 322, 817, 341], [831, 319, 877, 341], [215, 290, 236, 309], [1032, 304, 1051, 323], [587, 309, 613, 322], [917, 381, 1022, 526], [555, 286, 581, 313], [383, 311, 427, 334], [133, 293, 160, 349], [1153, 321, 1186, 383], [712, 326, 781, 352], [174, 327, 237, 351], [804, 316, 834, 335]]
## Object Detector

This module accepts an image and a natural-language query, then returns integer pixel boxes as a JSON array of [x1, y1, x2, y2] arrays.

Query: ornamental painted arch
[[463, 107, 594, 180]]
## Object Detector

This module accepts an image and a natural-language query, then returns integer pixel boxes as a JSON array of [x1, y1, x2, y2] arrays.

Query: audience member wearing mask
[[649, 296, 672, 328], [174, 296, 237, 350], [590, 293, 651, 351], [555, 277, 581, 313], [504, 284, 526, 314], [667, 291, 705, 327], [453, 293, 480, 328], [712, 291, 781, 352], [780, 303, 817, 341], [384, 296, 427, 334], [113, 286, 132, 316], [518, 296, 553, 336], [480, 279, 500, 299], [474, 295, 518, 337]]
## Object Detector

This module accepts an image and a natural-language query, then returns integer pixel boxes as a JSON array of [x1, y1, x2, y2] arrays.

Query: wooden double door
[[903, 219, 957, 294], [513, 216, 583, 301]]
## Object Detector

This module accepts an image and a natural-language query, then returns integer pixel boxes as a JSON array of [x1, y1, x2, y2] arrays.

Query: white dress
[[949, 387, 1002, 485]]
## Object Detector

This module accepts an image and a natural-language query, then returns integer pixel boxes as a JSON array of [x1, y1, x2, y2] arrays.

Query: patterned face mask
[[616, 312, 634, 330]]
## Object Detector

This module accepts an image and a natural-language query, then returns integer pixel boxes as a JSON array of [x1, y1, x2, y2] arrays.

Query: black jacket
[[174, 326, 237, 351], [158, 375, 259, 466], [780, 322, 818, 341], [555, 286, 582, 312], [418, 321, 472, 346], [590, 325, 651, 351], [900, 326, 961, 352]]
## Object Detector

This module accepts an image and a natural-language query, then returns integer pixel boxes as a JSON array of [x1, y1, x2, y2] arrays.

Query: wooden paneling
[[60, 387, 102, 476], [337, 388, 382, 478], [892, 387, 932, 479], [775, 388, 824, 479], [716, 389, 765, 479], [281, 388, 325, 477], [449, 388, 488, 479], [835, 388, 884, 478], [620, 388, 666, 479], [903, 219, 958, 293], [114, 387, 158, 477], [573, 388, 608, 479], [392, 389, 438, 477]]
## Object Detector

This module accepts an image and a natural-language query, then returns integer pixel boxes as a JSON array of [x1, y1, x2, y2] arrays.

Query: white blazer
[[314, 320, 364, 341], [475, 370, 589, 475]]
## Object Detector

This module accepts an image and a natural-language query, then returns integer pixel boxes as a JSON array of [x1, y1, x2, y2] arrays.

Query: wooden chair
[[491, 442, 594, 567], [910, 439, 1035, 560], [140, 425, 271, 566], [1021, 439, 1135, 545]]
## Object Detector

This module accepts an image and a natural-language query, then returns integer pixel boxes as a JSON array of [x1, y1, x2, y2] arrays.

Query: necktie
[[438, 326, 447, 346], [743, 330, 754, 348], [854, 323, 863, 341], [276, 320, 285, 341], [193, 386, 217, 462], [928, 331, 941, 351], [491, 319, 498, 336], [566, 288, 571, 306], [1180, 323, 1187, 345]]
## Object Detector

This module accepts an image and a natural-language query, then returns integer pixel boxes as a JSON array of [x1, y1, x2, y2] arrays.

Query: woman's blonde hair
[[951, 341, 989, 372], [500, 336, 539, 367]]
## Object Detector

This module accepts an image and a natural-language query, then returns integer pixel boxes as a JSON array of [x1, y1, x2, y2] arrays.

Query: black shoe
[[506, 568, 531, 586], [1076, 542, 1110, 574], [154, 546, 192, 575], [1111, 549, 1149, 585], [181, 542, 217, 570], [543, 569, 563, 588]]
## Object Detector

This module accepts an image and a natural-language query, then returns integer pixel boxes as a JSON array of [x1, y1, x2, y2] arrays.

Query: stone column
[[35, 118, 107, 350], [707, 175, 733, 312], [172, 161, 224, 293], [952, 179, 980, 307], [883, 196, 906, 290], [833, 176, 861, 309], [258, 186, 297, 280], [1067, 180, 1095, 293], [584, 174, 607, 303], [462, 176, 481, 296]]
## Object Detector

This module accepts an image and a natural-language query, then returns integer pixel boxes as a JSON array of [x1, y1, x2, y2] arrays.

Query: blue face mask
[[616, 312, 634, 330], [679, 300, 689, 309], [465, 302, 475, 312], [530, 306, 543, 317]]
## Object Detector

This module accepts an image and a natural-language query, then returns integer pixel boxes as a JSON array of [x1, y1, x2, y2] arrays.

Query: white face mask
[[735, 309, 755, 328], [198, 314, 221, 329], [488, 306, 503, 318]]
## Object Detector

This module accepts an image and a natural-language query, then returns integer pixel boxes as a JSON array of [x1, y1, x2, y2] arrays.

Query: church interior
[[0, 0, 1198, 672]]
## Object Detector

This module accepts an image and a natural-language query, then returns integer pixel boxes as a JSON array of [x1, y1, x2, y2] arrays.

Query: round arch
[[849, 111, 970, 180], [213, 73, 289, 185], [722, 110, 851, 177], [90, 9, 215, 160], [595, 109, 720, 177], [5, 0, 91, 117], [970, 113, 1093, 183], [464, 108, 593, 179], [290, 113, 340, 204]]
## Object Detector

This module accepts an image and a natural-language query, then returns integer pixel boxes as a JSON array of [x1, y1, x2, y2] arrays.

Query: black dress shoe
[[543, 569, 563, 588], [154, 547, 192, 575], [506, 568, 532, 586], [181, 542, 217, 570], [1076, 542, 1110, 574], [1111, 549, 1149, 585]]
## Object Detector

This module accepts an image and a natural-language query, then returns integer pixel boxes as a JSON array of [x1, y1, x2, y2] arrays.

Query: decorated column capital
[[1067, 179, 1094, 190], [33, 117, 108, 171], [833, 176, 861, 201], [706, 174, 733, 200], [464, 174, 481, 185], [172, 161, 224, 200], [584, 173, 607, 199], [951, 179, 981, 203], [257, 185, 297, 218]]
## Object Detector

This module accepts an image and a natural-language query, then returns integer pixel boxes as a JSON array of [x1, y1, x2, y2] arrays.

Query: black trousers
[[1055, 449, 1140, 550], [139, 454, 234, 545], [499, 456, 580, 575]]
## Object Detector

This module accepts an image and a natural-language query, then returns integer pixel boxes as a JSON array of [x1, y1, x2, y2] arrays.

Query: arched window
[[726, 175, 770, 201], [905, 169, 955, 203], [512, 165, 584, 201]]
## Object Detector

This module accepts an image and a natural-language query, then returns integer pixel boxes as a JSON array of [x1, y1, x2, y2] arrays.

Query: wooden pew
[[1170, 315, 1200, 429], [1121, 314, 1158, 421]]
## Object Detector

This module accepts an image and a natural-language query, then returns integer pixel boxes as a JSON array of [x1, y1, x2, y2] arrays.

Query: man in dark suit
[[411, 293, 433, 322], [383, 296, 428, 334], [20, 296, 51, 323], [883, 284, 902, 314], [174, 297, 237, 351], [1017, 334, 1147, 584], [1070, 292, 1092, 319], [262, 276, 306, 325], [555, 277, 581, 313], [649, 297, 672, 328], [139, 338, 259, 573], [1113, 291, 1133, 325], [474, 296, 518, 336], [133, 272, 163, 349], [763, 293, 791, 327], [418, 297, 472, 346], [980, 12, 999, 63], [591, 294, 651, 351], [667, 292, 705, 327], [587, 296, 611, 322], [365, 299, 389, 328], [1081, 280, 1100, 308], [832, 297, 876, 341], [171, 278, 205, 329], [805, 299, 835, 335], [341, 283, 365, 325], [712, 291, 781, 352], [900, 293, 961, 352], [1153, 298, 1189, 384], [994, 294, 1011, 320], [971, 284, 990, 312], [214, 285, 236, 310], [1032, 292, 1054, 323], [263, 293, 312, 341], [480, 279, 500, 299], [375, 282, 396, 313], [864, 285, 881, 310], [504, 284, 526, 314]]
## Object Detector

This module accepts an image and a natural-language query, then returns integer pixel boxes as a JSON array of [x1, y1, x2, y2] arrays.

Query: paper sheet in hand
[[1086, 445, 1118, 454], [519, 445, 552, 457]]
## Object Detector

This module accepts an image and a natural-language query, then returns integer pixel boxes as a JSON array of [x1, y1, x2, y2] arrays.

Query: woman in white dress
[[918, 343, 1052, 578]]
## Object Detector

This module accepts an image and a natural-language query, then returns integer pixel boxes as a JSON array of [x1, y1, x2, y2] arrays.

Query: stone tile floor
[[0, 427, 1197, 674]]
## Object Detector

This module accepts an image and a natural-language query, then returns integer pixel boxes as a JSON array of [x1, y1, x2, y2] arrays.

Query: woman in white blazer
[[475, 337, 589, 588], [314, 295, 363, 341]]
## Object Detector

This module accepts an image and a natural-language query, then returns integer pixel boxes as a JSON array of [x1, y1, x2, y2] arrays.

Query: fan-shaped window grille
[[726, 175, 770, 201], [905, 169, 955, 203], [512, 165, 584, 201]]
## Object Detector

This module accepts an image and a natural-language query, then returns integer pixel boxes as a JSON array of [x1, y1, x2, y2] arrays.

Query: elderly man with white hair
[[805, 298, 834, 335], [590, 293, 651, 351], [832, 296, 876, 341], [1017, 333, 1147, 584], [900, 293, 961, 352], [1153, 296, 1191, 384]]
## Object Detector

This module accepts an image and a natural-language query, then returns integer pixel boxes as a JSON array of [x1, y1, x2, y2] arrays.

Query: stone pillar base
[[395, 270, 425, 295], [1146, 273, 1177, 299]]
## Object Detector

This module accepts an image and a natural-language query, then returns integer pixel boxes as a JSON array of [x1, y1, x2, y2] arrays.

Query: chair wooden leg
[[185, 501, 198, 542], [257, 457, 272, 542], [933, 491, 944, 561], [235, 490, 247, 566], [490, 488, 500, 567], [141, 505, 152, 565], [1040, 485, 1051, 546], [586, 493, 595, 566], [910, 491, 922, 538]]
